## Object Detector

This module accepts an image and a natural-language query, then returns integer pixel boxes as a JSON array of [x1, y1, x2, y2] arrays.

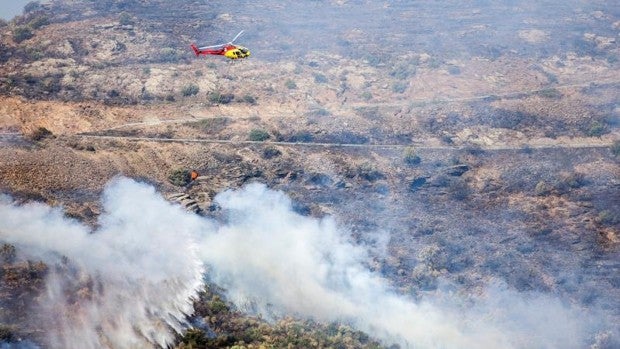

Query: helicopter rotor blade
[[230, 30, 244, 44], [197, 43, 226, 50]]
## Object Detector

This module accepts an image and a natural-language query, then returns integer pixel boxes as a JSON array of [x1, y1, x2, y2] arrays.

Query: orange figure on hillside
[[190, 170, 199, 181]]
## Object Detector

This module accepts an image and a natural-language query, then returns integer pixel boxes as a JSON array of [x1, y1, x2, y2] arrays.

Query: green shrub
[[242, 94, 257, 104], [12, 26, 33, 43], [0, 244, 16, 263], [181, 84, 199, 97], [118, 12, 134, 26], [535, 181, 550, 196], [536, 88, 562, 99], [249, 129, 270, 141], [168, 168, 191, 186], [392, 81, 407, 93], [448, 180, 471, 200], [390, 63, 416, 80], [403, 147, 421, 166], [587, 120, 607, 137], [285, 79, 297, 89], [262, 146, 281, 159], [0, 325, 16, 342], [597, 210, 619, 226], [611, 140, 620, 157], [28, 15, 49, 29], [189, 117, 229, 132], [314, 73, 328, 84], [361, 91, 372, 101], [447, 65, 461, 75], [159, 47, 178, 62], [307, 107, 330, 117], [29, 127, 53, 141], [288, 131, 314, 143], [356, 163, 385, 181], [207, 91, 234, 104], [355, 106, 379, 119], [23, 1, 42, 13]]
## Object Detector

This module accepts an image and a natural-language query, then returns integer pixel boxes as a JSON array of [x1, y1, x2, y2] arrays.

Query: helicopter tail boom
[[190, 44, 200, 56]]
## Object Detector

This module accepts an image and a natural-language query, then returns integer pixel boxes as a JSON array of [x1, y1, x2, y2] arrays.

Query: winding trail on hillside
[[74, 134, 614, 152]]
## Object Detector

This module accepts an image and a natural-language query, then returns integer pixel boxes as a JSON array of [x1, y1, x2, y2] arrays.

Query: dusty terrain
[[0, 0, 619, 348]]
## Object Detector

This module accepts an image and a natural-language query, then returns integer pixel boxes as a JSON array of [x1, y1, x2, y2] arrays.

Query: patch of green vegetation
[[181, 84, 199, 97], [178, 285, 384, 349], [314, 73, 328, 84], [288, 131, 314, 143], [586, 120, 607, 137], [188, 117, 229, 132], [142, 67, 151, 75], [1, 244, 16, 263], [248, 129, 270, 142], [307, 107, 330, 117], [242, 94, 257, 105], [611, 140, 620, 157], [0, 325, 17, 342], [28, 15, 49, 29], [535, 180, 550, 196], [168, 168, 191, 187], [427, 57, 443, 69], [12, 26, 33, 43], [363, 54, 385, 67], [361, 91, 373, 101], [448, 180, 471, 201], [447, 65, 461, 75], [597, 210, 619, 226], [25, 47, 43, 60], [207, 91, 234, 104], [118, 12, 134, 26], [23, 1, 42, 13], [262, 146, 282, 159], [354, 106, 379, 119], [159, 47, 179, 63], [536, 88, 562, 99], [403, 147, 421, 166], [355, 163, 385, 182], [392, 81, 408, 94], [29, 127, 53, 141], [285, 79, 297, 89], [390, 62, 416, 80]]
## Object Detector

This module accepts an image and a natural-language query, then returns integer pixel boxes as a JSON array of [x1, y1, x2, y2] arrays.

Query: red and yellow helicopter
[[190, 30, 250, 60]]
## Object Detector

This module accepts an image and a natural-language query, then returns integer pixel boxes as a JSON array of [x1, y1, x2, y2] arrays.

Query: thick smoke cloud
[[0, 178, 205, 349], [203, 184, 608, 349], [0, 178, 614, 348]]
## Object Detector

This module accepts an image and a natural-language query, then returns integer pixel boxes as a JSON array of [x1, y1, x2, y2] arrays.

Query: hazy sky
[[0, 0, 31, 20]]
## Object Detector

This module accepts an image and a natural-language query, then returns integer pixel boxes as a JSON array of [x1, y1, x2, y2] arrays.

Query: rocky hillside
[[0, 0, 619, 348]]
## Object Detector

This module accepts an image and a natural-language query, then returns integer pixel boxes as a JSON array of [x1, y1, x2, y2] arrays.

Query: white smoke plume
[[0, 178, 614, 348], [202, 183, 609, 349], [0, 178, 205, 349]]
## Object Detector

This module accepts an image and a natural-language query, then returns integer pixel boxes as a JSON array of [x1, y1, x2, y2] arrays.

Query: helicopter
[[190, 30, 250, 60]]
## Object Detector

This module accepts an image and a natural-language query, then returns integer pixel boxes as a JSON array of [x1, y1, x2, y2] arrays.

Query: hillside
[[0, 1, 619, 348]]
